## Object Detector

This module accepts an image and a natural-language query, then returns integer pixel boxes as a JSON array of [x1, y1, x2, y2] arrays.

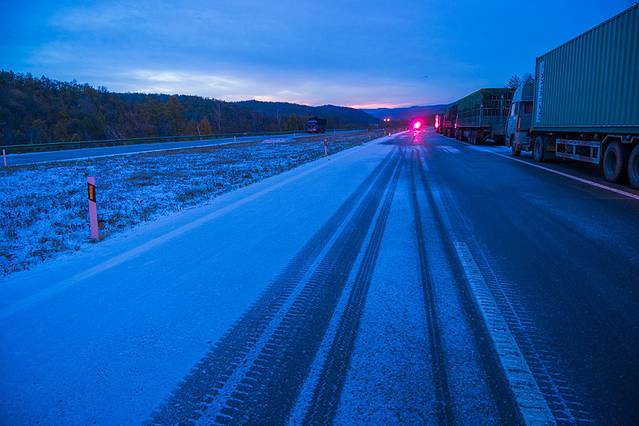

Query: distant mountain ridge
[[362, 104, 448, 123], [236, 100, 378, 128]]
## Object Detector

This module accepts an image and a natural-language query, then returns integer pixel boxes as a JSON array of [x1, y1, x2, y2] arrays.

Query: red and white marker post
[[323, 138, 328, 156], [87, 176, 99, 241], [2, 149, 7, 167]]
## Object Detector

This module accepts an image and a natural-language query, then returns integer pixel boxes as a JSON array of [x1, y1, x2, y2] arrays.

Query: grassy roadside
[[0, 130, 385, 276]]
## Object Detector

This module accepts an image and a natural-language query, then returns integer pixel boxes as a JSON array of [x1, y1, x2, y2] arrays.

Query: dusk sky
[[1, 0, 634, 108]]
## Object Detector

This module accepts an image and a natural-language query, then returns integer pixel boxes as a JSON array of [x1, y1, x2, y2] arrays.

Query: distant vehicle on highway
[[440, 88, 513, 144], [508, 4, 639, 187], [439, 104, 458, 138], [306, 117, 327, 133], [505, 80, 534, 152]]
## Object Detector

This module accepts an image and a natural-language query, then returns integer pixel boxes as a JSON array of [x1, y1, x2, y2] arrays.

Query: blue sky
[[1, 0, 634, 107]]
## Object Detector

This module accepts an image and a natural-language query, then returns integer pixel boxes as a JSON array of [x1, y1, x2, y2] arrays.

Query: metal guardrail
[[0, 128, 368, 154]]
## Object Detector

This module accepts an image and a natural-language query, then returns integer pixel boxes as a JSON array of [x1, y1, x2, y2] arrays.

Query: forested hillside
[[235, 101, 377, 130], [0, 71, 378, 145], [362, 104, 448, 124]]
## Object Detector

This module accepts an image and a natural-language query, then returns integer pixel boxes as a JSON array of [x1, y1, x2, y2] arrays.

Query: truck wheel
[[627, 145, 639, 189], [533, 136, 546, 162], [469, 131, 477, 144], [603, 141, 628, 183]]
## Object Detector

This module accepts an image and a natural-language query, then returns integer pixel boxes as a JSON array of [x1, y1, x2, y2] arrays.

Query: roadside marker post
[[323, 138, 328, 156], [87, 176, 99, 241], [2, 149, 6, 167]]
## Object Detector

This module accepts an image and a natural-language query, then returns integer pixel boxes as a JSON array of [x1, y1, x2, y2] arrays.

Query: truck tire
[[628, 145, 639, 189], [603, 141, 628, 183], [533, 136, 546, 162], [469, 131, 477, 145]]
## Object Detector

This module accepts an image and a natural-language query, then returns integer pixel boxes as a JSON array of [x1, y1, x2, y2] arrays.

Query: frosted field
[[0, 131, 381, 276]]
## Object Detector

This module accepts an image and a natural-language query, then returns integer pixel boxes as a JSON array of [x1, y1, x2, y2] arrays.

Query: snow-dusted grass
[[0, 131, 381, 276]]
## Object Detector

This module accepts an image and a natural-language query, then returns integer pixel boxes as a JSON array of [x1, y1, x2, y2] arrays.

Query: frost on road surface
[[2, 130, 634, 424], [0, 133, 396, 424], [0, 132, 505, 425], [0, 131, 381, 276]]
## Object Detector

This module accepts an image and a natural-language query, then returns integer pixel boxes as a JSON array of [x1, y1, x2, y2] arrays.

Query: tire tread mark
[[149, 149, 397, 425], [301, 146, 404, 424], [409, 148, 454, 425], [209, 149, 401, 423], [424, 152, 592, 424], [415, 145, 563, 425]]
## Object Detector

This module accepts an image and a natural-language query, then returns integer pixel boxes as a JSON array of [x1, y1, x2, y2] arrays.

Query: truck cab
[[306, 117, 327, 133], [506, 80, 534, 154]]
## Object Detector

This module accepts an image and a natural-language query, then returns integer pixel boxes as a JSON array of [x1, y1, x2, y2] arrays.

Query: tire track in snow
[[296, 146, 404, 424], [415, 147, 556, 425], [411, 146, 505, 424], [423, 139, 595, 424], [150, 148, 400, 425], [409, 149, 454, 425], [433, 181, 593, 424]]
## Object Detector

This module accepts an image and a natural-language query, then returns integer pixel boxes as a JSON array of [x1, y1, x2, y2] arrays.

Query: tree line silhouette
[[0, 71, 377, 145]]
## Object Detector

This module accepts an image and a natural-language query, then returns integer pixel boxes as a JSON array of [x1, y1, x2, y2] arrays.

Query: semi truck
[[440, 104, 458, 137], [306, 117, 327, 133], [451, 88, 514, 144], [507, 4, 639, 187]]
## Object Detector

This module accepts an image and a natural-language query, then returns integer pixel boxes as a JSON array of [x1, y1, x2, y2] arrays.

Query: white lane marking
[[453, 242, 555, 426], [0, 136, 397, 320], [422, 158, 555, 425], [493, 152, 639, 201], [437, 133, 639, 201]]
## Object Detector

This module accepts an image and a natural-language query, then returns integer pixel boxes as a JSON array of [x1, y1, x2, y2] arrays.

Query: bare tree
[[507, 74, 522, 89]]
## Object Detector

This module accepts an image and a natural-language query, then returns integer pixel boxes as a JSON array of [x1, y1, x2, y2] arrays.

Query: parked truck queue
[[436, 4, 639, 188]]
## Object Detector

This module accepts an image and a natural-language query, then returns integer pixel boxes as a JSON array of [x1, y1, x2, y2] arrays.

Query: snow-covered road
[[2, 130, 639, 424], [0, 133, 406, 424]]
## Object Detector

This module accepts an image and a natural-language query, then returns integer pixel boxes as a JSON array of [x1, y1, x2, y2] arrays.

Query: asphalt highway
[[2, 130, 638, 424]]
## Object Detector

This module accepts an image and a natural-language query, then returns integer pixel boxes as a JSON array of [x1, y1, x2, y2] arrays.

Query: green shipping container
[[533, 4, 639, 134], [455, 88, 514, 133]]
